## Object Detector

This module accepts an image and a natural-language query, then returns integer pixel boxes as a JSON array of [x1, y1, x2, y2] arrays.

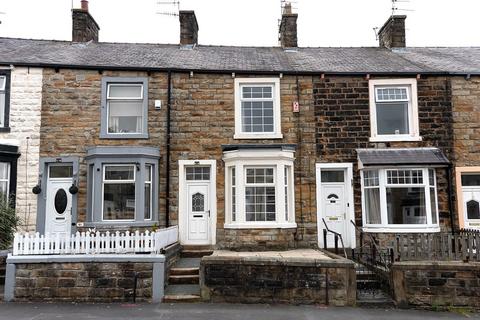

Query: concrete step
[[181, 250, 213, 258], [357, 290, 394, 307], [357, 279, 383, 290], [169, 274, 199, 285], [175, 258, 201, 269], [165, 284, 200, 296], [163, 294, 201, 303], [171, 267, 199, 276]]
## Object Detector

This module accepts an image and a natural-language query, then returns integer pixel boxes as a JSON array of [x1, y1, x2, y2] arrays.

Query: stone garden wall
[[4, 255, 166, 303], [200, 250, 356, 306], [392, 261, 480, 308]]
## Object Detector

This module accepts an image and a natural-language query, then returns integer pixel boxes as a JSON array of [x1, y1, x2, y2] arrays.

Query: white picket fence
[[12, 226, 179, 256]]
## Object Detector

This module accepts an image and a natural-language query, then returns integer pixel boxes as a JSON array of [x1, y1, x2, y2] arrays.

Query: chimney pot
[[279, 3, 298, 48], [378, 15, 406, 48], [72, 1, 100, 42], [81, 0, 89, 12], [179, 11, 199, 46]]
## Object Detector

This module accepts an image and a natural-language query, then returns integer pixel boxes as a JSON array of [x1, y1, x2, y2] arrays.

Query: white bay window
[[361, 167, 440, 232], [224, 148, 295, 228]]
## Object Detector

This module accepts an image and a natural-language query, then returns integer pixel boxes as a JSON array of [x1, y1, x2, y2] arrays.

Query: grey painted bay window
[[100, 77, 148, 139], [86, 146, 159, 227]]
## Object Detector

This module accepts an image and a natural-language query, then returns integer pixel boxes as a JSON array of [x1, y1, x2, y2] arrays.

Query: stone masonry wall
[[40, 70, 317, 249], [0, 67, 43, 231], [392, 261, 480, 307], [314, 76, 454, 240], [200, 254, 356, 305], [14, 262, 153, 302]]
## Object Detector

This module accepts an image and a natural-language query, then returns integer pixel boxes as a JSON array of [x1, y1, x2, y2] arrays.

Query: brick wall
[[14, 262, 153, 302], [392, 261, 480, 307], [314, 76, 454, 234], [0, 67, 43, 231]]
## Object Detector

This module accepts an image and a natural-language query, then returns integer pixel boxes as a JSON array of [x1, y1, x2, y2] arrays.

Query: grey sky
[[1, 0, 479, 47]]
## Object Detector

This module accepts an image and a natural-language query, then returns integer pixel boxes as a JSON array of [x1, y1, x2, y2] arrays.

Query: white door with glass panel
[[461, 174, 480, 229], [317, 169, 350, 248], [185, 167, 211, 244], [45, 165, 73, 236]]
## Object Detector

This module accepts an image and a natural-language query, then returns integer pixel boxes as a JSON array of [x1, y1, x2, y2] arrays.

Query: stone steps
[[170, 267, 199, 276], [181, 250, 213, 258], [169, 274, 199, 285], [355, 264, 394, 307]]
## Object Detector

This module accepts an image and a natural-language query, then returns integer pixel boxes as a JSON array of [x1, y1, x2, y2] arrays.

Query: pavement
[[0, 303, 477, 320]]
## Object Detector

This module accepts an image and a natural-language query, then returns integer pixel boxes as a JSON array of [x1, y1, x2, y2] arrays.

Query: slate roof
[[0, 37, 479, 74], [357, 148, 450, 167]]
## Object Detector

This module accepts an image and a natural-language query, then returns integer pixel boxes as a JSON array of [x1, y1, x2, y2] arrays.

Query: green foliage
[[0, 194, 20, 250]]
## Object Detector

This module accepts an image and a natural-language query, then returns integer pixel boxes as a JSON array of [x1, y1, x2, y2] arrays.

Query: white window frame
[[223, 148, 295, 229], [361, 167, 440, 233], [244, 166, 276, 223], [369, 79, 421, 142], [101, 164, 136, 222], [234, 78, 283, 140]]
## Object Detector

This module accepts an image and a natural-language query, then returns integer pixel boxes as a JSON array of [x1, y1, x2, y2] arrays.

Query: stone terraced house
[[0, 1, 479, 252]]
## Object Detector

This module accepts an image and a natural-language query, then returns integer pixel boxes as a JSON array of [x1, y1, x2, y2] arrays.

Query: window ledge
[[234, 133, 283, 140], [0, 127, 11, 133], [224, 222, 297, 229], [369, 135, 422, 142], [362, 226, 440, 233], [82, 221, 159, 229], [99, 133, 149, 140]]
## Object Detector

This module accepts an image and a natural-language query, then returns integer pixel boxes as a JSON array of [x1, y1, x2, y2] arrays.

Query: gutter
[[2, 62, 479, 77]]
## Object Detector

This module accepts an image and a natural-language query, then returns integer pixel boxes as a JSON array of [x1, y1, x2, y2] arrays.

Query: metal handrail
[[350, 219, 392, 267], [322, 218, 347, 258]]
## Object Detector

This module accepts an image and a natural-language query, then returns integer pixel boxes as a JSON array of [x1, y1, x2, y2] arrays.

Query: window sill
[[0, 127, 11, 133], [82, 221, 159, 229], [234, 133, 283, 140], [99, 133, 149, 140], [224, 222, 297, 229], [362, 226, 440, 233], [369, 135, 422, 142]]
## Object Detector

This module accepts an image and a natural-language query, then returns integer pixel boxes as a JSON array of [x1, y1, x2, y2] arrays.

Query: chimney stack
[[72, 0, 100, 42], [279, 2, 298, 48], [378, 15, 406, 48], [179, 11, 199, 46]]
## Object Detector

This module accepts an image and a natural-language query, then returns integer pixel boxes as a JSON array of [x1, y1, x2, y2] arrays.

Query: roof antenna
[[156, 0, 180, 17], [373, 27, 379, 41], [391, 0, 414, 16]]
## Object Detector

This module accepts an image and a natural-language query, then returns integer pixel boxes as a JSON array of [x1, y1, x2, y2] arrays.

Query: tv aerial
[[156, 1, 180, 17]]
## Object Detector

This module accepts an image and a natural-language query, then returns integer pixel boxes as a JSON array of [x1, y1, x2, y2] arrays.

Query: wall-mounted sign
[[293, 101, 300, 113]]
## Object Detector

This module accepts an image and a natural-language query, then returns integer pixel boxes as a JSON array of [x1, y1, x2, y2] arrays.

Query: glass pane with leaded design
[[192, 192, 205, 212]]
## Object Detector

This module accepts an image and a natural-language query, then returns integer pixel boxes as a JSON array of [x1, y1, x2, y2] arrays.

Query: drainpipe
[[165, 70, 172, 227], [447, 164, 455, 235]]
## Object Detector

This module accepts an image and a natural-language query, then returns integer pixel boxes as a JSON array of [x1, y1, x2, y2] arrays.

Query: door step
[[169, 274, 199, 285], [164, 284, 201, 303], [181, 250, 213, 258], [163, 294, 201, 303], [170, 267, 199, 276]]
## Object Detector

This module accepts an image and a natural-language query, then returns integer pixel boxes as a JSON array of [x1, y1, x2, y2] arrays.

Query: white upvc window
[[234, 78, 282, 139], [369, 79, 420, 142], [361, 167, 440, 232], [224, 148, 295, 229]]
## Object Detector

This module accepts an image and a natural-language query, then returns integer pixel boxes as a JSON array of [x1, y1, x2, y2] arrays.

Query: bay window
[[361, 167, 440, 232], [0, 71, 11, 131], [86, 147, 159, 226], [223, 147, 295, 228]]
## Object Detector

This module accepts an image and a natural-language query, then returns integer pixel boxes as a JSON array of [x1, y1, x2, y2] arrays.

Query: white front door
[[187, 184, 210, 243], [462, 187, 480, 229], [316, 164, 354, 249], [45, 165, 73, 236]]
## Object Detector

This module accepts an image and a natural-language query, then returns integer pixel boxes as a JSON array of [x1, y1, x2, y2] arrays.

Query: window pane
[[467, 200, 480, 220], [0, 76, 5, 90], [241, 101, 274, 133], [387, 187, 426, 224], [246, 168, 274, 184], [49, 165, 73, 178], [108, 101, 143, 133], [429, 169, 435, 186], [231, 167, 236, 222], [145, 165, 152, 182], [376, 87, 408, 101], [105, 166, 135, 181], [285, 166, 290, 221], [242, 86, 272, 99], [103, 183, 135, 220], [0, 181, 8, 199], [186, 167, 210, 181], [245, 186, 275, 222], [376, 102, 409, 135], [461, 174, 480, 186], [387, 169, 423, 185], [0, 93, 5, 127], [108, 84, 143, 99], [144, 183, 151, 220], [430, 187, 438, 224], [365, 188, 381, 224], [321, 170, 344, 183], [363, 170, 379, 187]]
